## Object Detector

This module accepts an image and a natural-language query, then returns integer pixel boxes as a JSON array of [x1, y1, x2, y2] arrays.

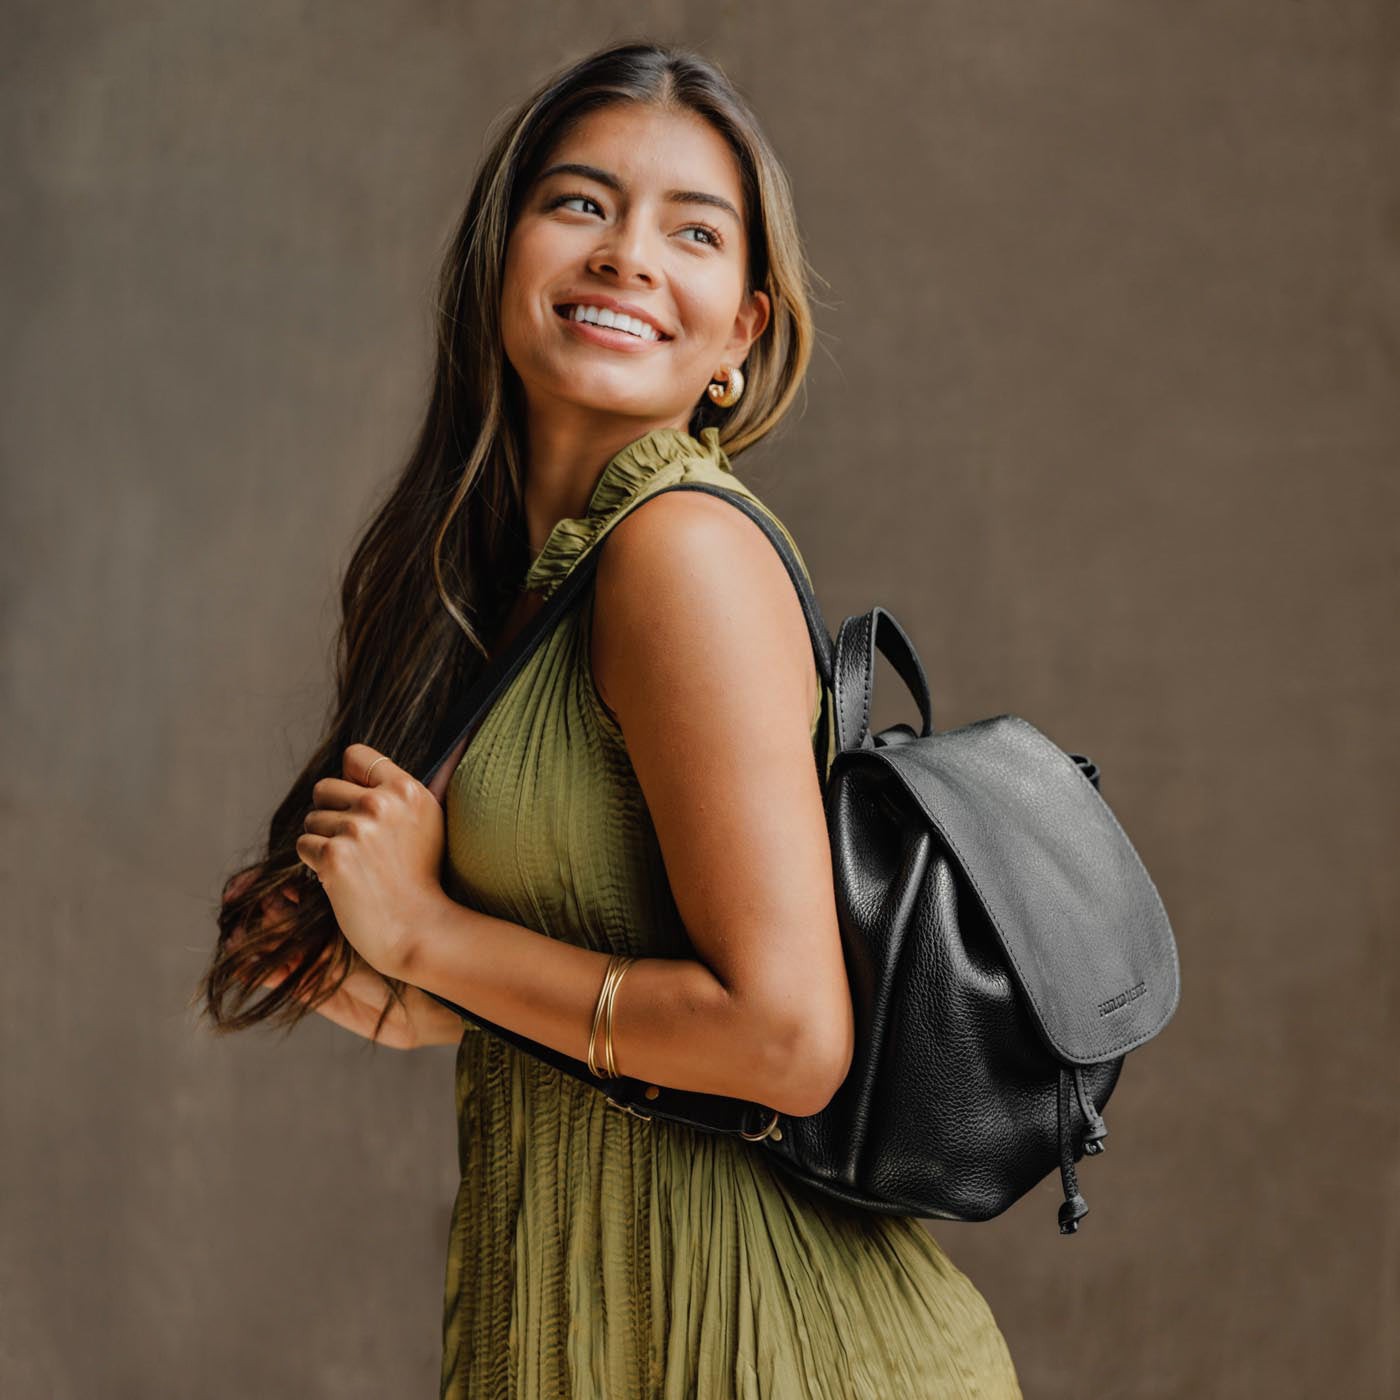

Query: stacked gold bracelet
[[587, 954, 636, 1079]]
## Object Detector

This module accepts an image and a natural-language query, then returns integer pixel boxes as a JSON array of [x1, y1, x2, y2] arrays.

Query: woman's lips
[[554, 304, 671, 352]]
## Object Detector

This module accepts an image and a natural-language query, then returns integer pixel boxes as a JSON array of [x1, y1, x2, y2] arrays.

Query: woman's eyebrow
[[536, 162, 740, 223]]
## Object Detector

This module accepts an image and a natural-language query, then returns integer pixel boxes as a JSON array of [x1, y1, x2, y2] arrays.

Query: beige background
[[4, 3, 1395, 1397]]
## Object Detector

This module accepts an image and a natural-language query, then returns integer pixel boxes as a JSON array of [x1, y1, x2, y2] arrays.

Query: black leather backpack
[[421, 482, 1181, 1235]]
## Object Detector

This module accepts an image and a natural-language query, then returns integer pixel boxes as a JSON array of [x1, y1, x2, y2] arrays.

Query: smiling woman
[[199, 37, 1023, 1400]]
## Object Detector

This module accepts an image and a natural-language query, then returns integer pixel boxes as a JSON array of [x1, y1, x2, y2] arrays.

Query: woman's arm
[[229, 870, 465, 1050], [262, 943, 466, 1050], [398, 492, 853, 1116]]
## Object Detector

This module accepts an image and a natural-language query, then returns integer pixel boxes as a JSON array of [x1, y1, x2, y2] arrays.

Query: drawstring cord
[[1056, 1064, 1109, 1234], [1073, 1064, 1109, 1154]]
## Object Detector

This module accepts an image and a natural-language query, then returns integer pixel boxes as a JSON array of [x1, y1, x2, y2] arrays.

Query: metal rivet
[[644, 1084, 660, 1100]]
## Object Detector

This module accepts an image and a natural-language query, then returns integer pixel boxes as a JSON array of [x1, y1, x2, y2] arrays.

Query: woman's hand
[[257, 928, 465, 1049], [295, 744, 451, 978], [225, 872, 463, 1049]]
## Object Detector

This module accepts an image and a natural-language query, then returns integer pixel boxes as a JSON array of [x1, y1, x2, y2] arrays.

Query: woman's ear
[[728, 287, 771, 360]]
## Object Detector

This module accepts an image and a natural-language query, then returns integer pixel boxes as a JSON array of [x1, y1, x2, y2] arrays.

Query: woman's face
[[501, 102, 770, 434]]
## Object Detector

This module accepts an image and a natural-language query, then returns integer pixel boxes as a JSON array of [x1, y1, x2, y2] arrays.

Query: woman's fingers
[[223, 866, 262, 904], [307, 776, 368, 810], [258, 961, 293, 990], [232, 925, 408, 1046], [224, 865, 307, 914], [259, 892, 297, 935]]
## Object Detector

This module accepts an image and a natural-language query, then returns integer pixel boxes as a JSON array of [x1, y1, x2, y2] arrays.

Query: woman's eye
[[547, 192, 723, 249], [680, 224, 724, 249], [551, 192, 602, 215]]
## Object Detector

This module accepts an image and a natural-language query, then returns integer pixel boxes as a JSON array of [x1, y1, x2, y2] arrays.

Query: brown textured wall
[[4, 4, 1395, 1397]]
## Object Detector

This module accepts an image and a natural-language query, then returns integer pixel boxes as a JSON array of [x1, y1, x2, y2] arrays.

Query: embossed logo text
[[1098, 980, 1146, 1017]]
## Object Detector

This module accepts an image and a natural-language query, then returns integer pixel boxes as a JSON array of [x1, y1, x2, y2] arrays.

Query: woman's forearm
[[399, 982, 474, 1047], [399, 894, 818, 1114]]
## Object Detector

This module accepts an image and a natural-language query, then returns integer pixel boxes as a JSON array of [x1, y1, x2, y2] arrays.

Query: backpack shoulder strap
[[422, 480, 836, 790]]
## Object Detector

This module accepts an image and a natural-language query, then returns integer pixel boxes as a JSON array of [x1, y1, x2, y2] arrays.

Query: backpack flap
[[856, 714, 1180, 1065]]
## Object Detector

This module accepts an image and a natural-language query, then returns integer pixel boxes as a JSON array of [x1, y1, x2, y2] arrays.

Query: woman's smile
[[553, 302, 674, 353]]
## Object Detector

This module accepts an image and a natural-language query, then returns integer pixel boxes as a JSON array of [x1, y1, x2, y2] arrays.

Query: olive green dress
[[440, 426, 1023, 1399]]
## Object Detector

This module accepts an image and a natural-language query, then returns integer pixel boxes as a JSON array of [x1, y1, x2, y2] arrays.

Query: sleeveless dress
[[440, 426, 1024, 1399]]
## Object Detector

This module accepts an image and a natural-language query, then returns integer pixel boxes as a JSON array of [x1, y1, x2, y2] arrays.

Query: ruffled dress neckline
[[522, 424, 734, 599]]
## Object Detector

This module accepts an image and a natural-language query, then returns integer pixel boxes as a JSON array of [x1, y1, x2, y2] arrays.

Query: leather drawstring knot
[[1056, 1064, 1110, 1234]]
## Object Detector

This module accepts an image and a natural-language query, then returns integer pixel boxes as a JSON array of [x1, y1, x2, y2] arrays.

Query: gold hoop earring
[[706, 364, 745, 408]]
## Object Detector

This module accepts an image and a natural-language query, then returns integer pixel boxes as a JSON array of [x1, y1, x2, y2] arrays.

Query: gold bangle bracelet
[[588, 955, 631, 1078], [587, 957, 616, 1077], [603, 956, 636, 1078]]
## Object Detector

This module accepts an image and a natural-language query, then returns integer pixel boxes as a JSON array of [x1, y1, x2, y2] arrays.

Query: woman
[[200, 40, 1024, 1399]]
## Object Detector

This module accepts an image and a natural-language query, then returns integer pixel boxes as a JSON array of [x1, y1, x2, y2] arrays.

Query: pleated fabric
[[440, 426, 1023, 1399]]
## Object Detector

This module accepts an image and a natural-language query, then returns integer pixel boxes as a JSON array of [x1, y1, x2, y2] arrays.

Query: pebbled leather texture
[[419, 482, 1181, 1231]]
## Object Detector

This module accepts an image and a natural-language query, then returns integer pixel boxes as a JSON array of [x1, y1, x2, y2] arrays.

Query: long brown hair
[[194, 37, 821, 1036]]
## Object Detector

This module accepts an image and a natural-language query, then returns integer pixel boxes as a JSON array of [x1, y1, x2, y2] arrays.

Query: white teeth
[[566, 304, 661, 341]]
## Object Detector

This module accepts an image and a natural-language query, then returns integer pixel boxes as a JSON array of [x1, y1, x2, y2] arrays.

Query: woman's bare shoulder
[[590, 488, 816, 734]]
